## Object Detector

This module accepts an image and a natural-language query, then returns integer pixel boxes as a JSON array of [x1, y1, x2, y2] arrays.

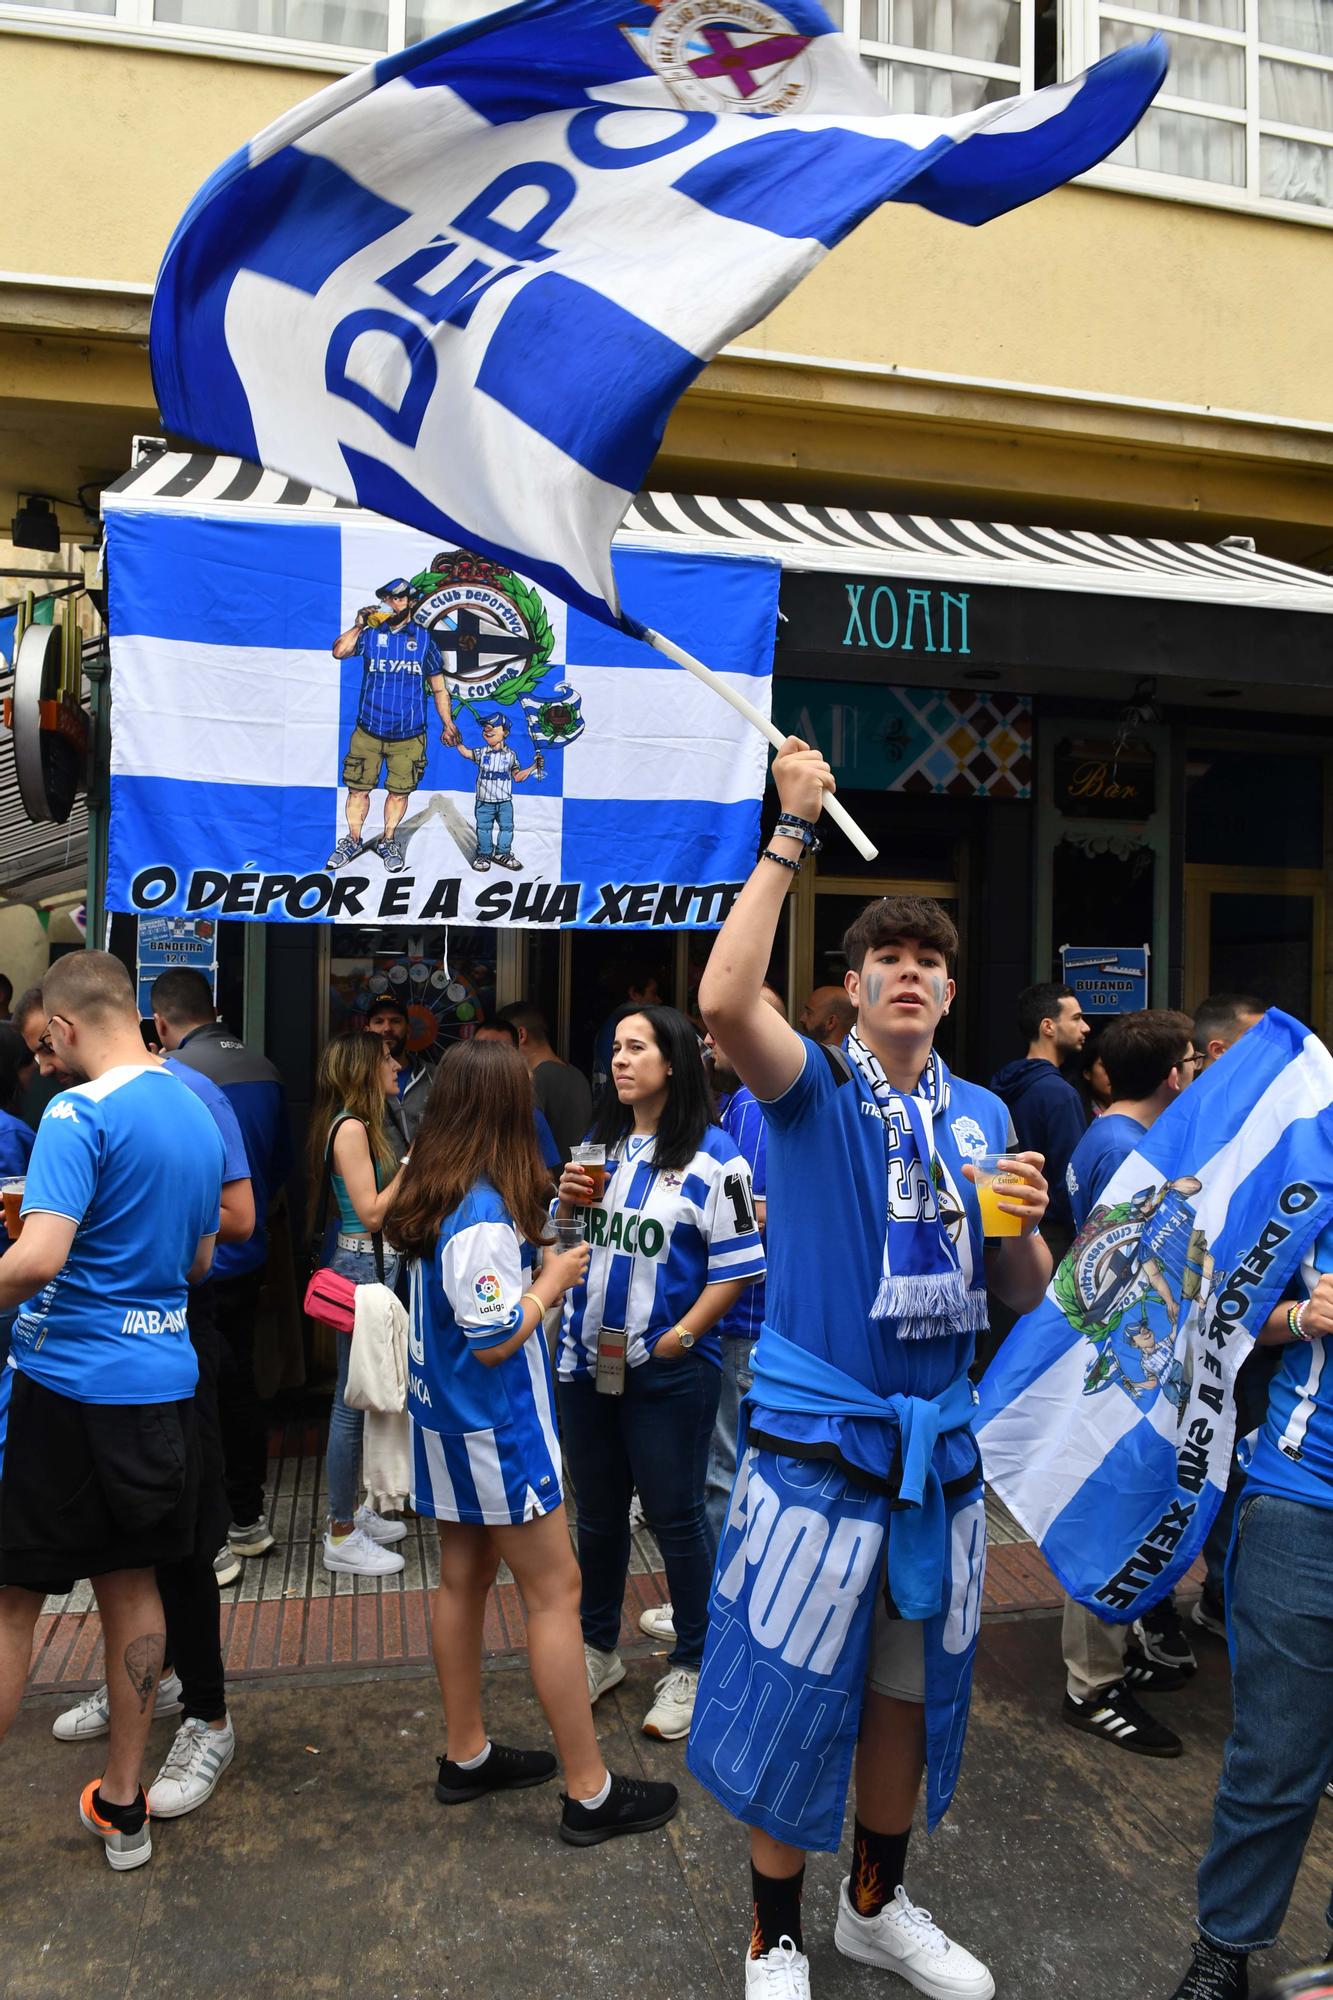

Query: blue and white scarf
[[846, 1030, 987, 1339]]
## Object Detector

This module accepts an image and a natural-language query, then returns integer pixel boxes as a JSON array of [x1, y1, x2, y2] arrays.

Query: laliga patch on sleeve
[[472, 1271, 505, 1318]]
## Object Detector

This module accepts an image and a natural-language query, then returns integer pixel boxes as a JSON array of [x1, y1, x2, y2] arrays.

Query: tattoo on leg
[[123, 1634, 166, 1714]]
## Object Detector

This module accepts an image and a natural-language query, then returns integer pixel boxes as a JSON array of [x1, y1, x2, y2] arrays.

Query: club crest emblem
[[409, 550, 555, 707], [624, 0, 816, 113], [1056, 1176, 1220, 1421], [950, 1115, 988, 1162]]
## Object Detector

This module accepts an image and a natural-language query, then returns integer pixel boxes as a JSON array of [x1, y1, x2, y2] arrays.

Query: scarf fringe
[[870, 1269, 990, 1338]]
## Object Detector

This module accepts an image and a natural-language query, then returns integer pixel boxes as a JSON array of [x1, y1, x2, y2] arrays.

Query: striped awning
[[104, 451, 1333, 617]]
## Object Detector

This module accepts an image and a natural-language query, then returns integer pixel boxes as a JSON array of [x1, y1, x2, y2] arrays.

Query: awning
[[105, 451, 1333, 617]]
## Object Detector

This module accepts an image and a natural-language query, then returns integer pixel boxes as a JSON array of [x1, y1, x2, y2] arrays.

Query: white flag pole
[[642, 627, 879, 863]]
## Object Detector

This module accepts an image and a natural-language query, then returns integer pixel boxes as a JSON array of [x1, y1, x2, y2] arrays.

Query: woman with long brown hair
[[388, 1039, 678, 1845], [308, 1030, 407, 1578]]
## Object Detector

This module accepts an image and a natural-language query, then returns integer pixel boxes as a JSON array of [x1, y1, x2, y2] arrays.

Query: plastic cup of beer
[[971, 1154, 1026, 1238], [553, 1213, 586, 1250], [1, 1177, 24, 1242], [569, 1143, 607, 1205]]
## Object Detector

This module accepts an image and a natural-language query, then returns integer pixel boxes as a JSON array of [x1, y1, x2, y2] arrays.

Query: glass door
[[1184, 865, 1324, 1032]]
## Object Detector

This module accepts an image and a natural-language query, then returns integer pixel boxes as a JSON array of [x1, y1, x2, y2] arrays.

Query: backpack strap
[[817, 1040, 855, 1087]]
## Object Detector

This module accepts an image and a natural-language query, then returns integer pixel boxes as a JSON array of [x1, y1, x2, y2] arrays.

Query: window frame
[[1065, 0, 1333, 227], [829, 0, 1036, 110]]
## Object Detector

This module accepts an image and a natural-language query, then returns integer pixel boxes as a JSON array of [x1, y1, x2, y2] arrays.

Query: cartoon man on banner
[[328, 577, 460, 875], [453, 712, 537, 872]]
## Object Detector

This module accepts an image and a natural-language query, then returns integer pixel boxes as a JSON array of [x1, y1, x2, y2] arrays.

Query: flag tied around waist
[[976, 1011, 1333, 1622], [150, 0, 1166, 628]]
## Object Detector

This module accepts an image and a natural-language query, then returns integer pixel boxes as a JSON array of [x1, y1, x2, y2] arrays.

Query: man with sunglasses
[[1060, 1008, 1202, 1758], [328, 576, 458, 874]]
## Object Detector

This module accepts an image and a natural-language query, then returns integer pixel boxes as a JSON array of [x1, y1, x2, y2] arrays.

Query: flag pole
[[641, 628, 879, 862]]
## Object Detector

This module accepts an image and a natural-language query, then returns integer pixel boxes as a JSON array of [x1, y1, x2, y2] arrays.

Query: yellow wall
[[2, 29, 1329, 424]]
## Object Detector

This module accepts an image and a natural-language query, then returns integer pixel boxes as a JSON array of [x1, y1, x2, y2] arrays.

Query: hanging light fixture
[[11, 495, 62, 553]]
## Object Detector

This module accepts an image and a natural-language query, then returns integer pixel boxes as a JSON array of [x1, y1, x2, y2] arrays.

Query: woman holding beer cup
[[554, 1005, 766, 1743]]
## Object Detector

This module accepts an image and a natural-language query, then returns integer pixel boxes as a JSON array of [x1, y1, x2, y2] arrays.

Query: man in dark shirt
[[364, 993, 435, 1147], [498, 1002, 592, 1161], [151, 969, 293, 1567], [991, 981, 1089, 1255]]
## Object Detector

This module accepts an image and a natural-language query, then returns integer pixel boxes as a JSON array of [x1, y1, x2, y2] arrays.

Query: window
[[821, 0, 1040, 111], [153, 0, 386, 48], [1076, 0, 1333, 213]]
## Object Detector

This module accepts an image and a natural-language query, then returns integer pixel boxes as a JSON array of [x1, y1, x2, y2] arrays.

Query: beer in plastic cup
[[569, 1143, 607, 1204], [1, 1177, 24, 1242], [971, 1154, 1025, 1238]]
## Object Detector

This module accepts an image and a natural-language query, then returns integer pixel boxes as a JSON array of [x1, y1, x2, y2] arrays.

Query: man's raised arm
[[699, 738, 836, 1105]]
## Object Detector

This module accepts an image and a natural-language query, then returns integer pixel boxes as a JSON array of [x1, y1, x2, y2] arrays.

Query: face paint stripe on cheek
[[865, 972, 883, 1008]]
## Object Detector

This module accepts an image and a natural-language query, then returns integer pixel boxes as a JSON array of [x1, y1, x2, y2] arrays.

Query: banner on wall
[[136, 916, 219, 1017], [1060, 945, 1150, 1014], [103, 504, 777, 927]]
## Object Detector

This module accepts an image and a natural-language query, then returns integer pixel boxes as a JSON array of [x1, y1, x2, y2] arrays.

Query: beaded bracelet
[[761, 847, 802, 873], [1288, 1299, 1314, 1342]]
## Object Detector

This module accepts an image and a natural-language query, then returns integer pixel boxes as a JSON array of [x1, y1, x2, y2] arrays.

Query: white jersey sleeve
[[702, 1150, 766, 1288], [440, 1216, 526, 1348]]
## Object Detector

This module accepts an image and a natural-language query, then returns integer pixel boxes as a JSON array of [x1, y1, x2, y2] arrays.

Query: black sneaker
[[1062, 1681, 1183, 1757], [558, 1772, 679, 1846], [435, 1742, 557, 1805], [1192, 1591, 1228, 1639], [1165, 1937, 1248, 1998], [1135, 1600, 1199, 1676], [1123, 1644, 1188, 1694]]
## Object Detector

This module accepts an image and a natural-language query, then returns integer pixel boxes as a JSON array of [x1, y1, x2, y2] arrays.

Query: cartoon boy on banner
[[454, 713, 538, 873], [329, 577, 460, 874]]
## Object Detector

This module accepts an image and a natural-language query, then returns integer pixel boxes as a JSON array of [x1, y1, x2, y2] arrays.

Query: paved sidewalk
[[8, 1613, 1332, 2000], [26, 1423, 1185, 1697]]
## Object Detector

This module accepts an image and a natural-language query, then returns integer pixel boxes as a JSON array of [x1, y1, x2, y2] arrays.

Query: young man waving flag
[[693, 739, 1051, 1999]]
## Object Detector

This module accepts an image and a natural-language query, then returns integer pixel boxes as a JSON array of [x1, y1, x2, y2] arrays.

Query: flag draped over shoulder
[[977, 1011, 1333, 1622], [149, 0, 1166, 628]]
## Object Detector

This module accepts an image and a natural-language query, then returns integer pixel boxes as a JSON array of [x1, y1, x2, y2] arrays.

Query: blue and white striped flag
[[150, 0, 1166, 629], [977, 1011, 1333, 1620]]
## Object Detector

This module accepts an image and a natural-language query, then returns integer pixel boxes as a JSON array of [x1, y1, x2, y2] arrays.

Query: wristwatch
[[674, 1323, 697, 1351]]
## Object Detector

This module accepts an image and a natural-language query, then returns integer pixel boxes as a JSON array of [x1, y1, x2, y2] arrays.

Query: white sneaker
[[639, 1603, 677, 1643], [354, 1503, 408, 1545], [53, 1670, 183, 1742], [584, 1643, 626, 1703], [147, 1715, 236, 1818], [745, 1939, 812, 1997], [834, 1881, 995, 1999], [323, 1526, 405, 1576], [641, 1665, 698, 1741]]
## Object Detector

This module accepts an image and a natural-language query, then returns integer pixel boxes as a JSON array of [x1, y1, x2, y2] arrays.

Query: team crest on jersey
[[473, 1270, 505, 1317], [622, 0, 816, 113], [950, 1116, 988, 1162], [1056, 1176, 1218, 1421]]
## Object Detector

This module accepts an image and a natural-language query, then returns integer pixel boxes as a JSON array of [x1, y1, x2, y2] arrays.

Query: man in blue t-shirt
[[152, 967, 293, 1566], [695, 738, 1053, 2000], [0, 950, 222, 1872], [328, 577, 459, 875], [1164, 1227, 1333, 2000], [1060, 1008, 1200, 1759]]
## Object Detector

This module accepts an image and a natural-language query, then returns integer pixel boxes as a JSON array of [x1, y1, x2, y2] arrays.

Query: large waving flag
[[149, 0, 1166, 629], [977, 1011, 1333, 1620]]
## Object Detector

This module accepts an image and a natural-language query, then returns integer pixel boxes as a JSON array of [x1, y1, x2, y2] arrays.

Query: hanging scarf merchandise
[[845, 1029, 989, 1339]]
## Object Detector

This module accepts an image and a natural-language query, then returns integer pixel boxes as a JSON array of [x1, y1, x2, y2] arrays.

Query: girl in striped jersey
[[388, 1040, 678, 1845], [555, 1005, 766, 1744]]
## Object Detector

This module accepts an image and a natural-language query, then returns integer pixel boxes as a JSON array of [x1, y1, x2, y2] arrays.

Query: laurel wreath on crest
[[410, 554, 555, 711], [1055, 1203, 1134, 1340]]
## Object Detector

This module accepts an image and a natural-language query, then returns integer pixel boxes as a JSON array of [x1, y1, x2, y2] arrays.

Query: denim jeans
[[1197, 1491, 1333, 1952], [324, 1245, 399, 1525], [475, 797, 513, 858], [705, 1338, 753, 1555], [558, 1353, 721, 1669]]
